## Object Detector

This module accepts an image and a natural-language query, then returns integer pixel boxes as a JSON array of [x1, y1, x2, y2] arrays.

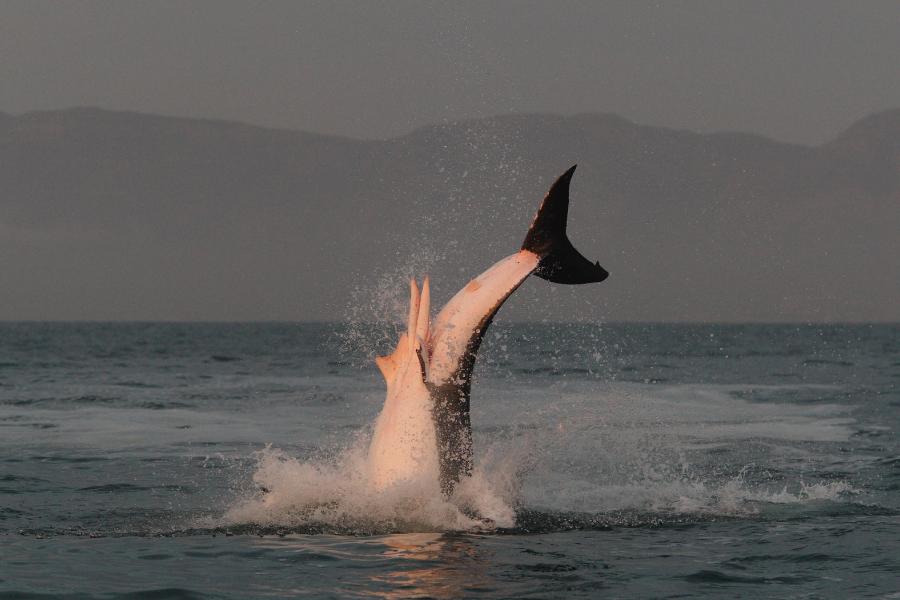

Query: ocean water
[[1, 322, 898, 598]]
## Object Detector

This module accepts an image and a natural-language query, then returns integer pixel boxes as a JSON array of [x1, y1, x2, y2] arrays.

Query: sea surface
[[1, 322, 898, 598]]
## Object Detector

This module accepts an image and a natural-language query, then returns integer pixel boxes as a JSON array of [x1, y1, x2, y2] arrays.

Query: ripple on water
[[209, 356, 241, 363], [683, 569, 815, 585]]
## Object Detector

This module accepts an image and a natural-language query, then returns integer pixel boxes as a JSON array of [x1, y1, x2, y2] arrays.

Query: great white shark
[[367, 165, 608, 497]]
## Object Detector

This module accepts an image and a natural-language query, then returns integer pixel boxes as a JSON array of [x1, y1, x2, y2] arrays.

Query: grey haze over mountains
[[1, 107, 898, 322]]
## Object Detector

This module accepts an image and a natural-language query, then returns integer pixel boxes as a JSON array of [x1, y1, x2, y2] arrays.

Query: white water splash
[[221, 377, 860, 532], [221, 438, 518, 532], [336, 247, 445, 367]]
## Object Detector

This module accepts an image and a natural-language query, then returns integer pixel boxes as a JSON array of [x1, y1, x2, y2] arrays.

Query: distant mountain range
[[1, 107, 898, 322]]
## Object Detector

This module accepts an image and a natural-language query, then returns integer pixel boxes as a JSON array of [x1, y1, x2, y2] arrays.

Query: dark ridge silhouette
[[1, 107, 897, 322]]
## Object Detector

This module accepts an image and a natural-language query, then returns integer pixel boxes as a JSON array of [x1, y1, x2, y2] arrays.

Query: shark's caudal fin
[[521, 165, 609, 284]]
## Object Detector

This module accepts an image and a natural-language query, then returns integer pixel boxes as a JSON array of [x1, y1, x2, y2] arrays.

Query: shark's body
[[367, 166, 608, 496]]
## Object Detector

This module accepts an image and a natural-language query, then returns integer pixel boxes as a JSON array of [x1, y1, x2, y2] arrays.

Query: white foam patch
[[220, 440, 517, 532]]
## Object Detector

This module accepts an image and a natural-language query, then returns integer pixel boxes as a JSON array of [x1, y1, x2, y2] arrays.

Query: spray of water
[[221, 437, 518, 533]]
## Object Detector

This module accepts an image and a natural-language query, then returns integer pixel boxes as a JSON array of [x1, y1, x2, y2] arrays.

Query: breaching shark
[[367, 165, 608, 497]]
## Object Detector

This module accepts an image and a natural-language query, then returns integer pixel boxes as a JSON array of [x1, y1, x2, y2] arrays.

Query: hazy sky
[[2, 0, 898, 144]]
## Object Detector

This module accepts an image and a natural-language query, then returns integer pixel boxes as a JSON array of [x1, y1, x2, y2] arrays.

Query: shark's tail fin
[[521, 165, 609, 284]]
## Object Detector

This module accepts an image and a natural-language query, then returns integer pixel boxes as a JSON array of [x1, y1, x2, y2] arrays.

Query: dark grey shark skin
[[428, 166, 608, 496], [428, 291, 520, 496]]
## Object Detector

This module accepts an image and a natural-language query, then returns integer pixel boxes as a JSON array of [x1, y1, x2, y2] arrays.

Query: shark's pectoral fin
[[375, 332, 407, 383], [375, 352, 398, 381]]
